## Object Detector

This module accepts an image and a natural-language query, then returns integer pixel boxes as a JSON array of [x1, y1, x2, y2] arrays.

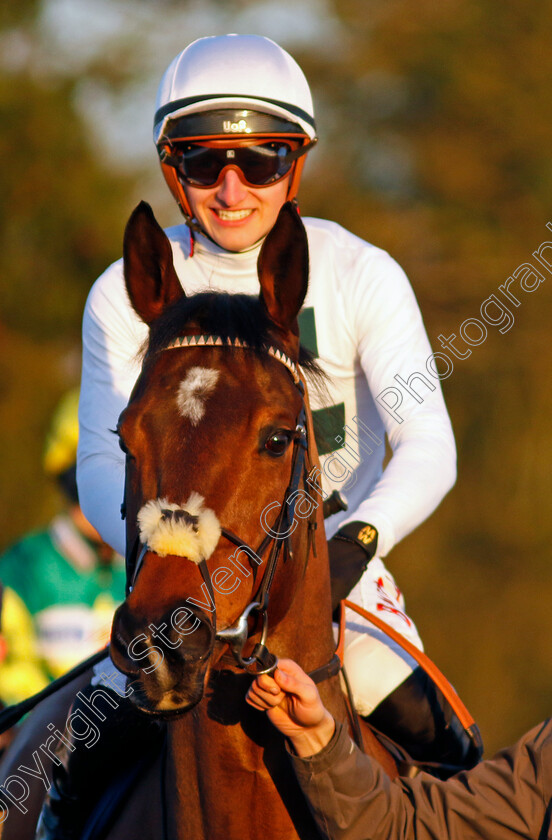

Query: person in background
[[0, 389, 126, 707], [247, 659, 552, 840], [0, 584, 20, 755]]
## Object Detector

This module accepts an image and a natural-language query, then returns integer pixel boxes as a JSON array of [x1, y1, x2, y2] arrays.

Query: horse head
[[109, 201, 323, 716]]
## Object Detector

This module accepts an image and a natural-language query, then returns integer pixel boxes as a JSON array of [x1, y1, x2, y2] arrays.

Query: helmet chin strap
[[180, 209, 207, 238]]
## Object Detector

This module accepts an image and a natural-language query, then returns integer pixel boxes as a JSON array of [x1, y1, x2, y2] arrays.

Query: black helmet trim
[[159, 110, 308, 144], [154, 94, 316, 133]]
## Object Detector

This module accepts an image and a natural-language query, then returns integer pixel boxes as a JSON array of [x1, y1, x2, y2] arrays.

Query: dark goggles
[[160, 140, 316, 188]]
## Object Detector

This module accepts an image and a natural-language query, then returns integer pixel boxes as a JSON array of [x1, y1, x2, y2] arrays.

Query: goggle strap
[[281, 137, 318, 164], [159, 147, 182, 169]]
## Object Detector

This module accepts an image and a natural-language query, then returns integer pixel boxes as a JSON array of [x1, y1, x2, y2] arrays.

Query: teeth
[[216, 209, 253, 221]]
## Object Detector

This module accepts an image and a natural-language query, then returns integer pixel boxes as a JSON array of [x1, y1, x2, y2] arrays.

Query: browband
[[163, 334, 301, 385]]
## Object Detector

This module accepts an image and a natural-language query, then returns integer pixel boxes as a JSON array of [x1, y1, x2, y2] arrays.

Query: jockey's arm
[[78, 258, 148, 557], [323, 246, 457, 609], [333, 248, 457, 560], [247, 660, 552, 840]]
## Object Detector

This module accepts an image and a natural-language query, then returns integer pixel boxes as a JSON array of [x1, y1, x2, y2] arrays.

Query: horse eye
[[264, 431, 292, 457]]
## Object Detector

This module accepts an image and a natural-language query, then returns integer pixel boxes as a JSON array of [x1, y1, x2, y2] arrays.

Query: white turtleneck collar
[[167, 221, 264, 291], [192, 228, 263, 266]]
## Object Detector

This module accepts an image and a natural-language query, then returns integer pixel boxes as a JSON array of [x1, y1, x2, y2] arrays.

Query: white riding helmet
[[154, 34, 317, 222]]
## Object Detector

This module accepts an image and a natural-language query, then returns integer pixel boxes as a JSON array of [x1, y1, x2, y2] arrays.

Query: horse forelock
[[143, 291, 321, 378], [147, 293, 275, 356]]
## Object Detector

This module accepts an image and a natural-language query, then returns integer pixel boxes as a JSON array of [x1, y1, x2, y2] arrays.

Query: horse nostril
[[112, 601, 215, 677], [163, 608, 215, 659]]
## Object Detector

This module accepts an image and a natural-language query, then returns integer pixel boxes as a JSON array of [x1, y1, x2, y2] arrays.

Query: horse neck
[[163, 585, 344, 840], [165, 693, 324, 840]]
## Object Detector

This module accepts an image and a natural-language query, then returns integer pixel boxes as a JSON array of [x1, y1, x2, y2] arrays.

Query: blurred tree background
[[1, 0, 551, 754]]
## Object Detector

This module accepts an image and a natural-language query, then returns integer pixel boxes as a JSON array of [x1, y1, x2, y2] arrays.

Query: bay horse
[[0, 201, 395, 840]]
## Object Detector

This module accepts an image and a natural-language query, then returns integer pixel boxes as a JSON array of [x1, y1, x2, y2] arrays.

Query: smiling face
[[184, 169, 290, 252]]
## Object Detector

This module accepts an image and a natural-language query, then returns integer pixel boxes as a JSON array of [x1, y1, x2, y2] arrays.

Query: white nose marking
[[177, 367, 219, 425]]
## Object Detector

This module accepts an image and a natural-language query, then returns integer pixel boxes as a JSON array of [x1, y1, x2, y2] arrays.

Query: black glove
[[328, 521, 378, 613]]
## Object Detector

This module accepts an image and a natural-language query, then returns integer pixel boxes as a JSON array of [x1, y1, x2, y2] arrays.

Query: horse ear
[[257, 202, 309, 334], [123, 201, 184, 325]]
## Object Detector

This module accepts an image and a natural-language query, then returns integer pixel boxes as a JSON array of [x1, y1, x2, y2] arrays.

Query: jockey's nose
[[215, 168, 249, 206]]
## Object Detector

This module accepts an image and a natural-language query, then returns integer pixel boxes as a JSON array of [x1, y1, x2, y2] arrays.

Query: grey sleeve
[[290, 720, 552, 840]]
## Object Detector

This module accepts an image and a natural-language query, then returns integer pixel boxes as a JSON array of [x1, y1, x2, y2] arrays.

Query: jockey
[[38, 35, 457, 838]]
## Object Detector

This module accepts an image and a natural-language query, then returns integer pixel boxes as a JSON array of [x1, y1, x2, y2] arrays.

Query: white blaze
[[177, 367, 219, 425]]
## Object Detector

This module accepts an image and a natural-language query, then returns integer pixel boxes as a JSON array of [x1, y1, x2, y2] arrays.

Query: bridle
[[124, 335, 335, 678], [214, 391, 309, 675]]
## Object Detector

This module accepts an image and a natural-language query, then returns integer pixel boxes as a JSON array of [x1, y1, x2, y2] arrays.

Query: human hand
[[328, 521, 378, 612], [246, 658, 335, 757]]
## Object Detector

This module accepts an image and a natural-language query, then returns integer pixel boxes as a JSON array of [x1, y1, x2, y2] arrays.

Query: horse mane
[[145, 291, 323, 381]]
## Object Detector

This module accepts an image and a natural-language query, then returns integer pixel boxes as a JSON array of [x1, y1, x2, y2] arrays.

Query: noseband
[[124, 335, 316, 676]]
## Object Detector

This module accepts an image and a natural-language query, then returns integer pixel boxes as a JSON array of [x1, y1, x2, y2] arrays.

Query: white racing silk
[[78, 216, 455, 560]]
